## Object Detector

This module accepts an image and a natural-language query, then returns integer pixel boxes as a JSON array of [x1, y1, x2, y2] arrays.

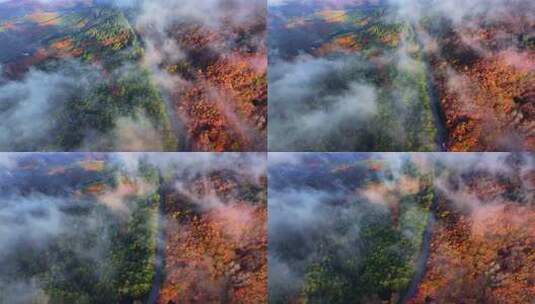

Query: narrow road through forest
[[147, 174, 168, 304], [400, 191, 439, 303], [411, 24, 449, 151]]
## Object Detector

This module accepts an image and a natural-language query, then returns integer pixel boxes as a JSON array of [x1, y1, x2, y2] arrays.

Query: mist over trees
[[0, 0, 267, 152], [268, 152, 535, 303], [268, 0, 534, 151], [0, 152, 267, 304]]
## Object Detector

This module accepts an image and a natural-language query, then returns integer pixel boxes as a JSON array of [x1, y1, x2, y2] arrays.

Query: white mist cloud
[[269, 56, 378, 150], [0, 63, 98, 151]]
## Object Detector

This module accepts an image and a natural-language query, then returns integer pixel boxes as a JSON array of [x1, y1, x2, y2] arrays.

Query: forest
[[416, 0, 535, 151], [269, 2, 437, 151], [269, 152, 535, 303], [0, 2, 175, 151], [0, 153, 267, 303], [0, 0, 266, 152], [268, 0, 534, 151], [0, 154, 160, 303]]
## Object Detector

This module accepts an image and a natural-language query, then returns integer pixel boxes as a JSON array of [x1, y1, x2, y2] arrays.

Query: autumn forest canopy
[[1, 152, 533, 303], [268, 0, 534, 152], [0, 0, 267, 152], [0, 153, 267, 303], [0, 0, 534, 303], [269, 152, 535, 303]]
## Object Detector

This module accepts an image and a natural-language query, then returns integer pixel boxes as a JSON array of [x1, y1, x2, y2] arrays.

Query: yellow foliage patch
[[50, 38, 77, 55], [26, 11, 61, 26], [316, 35, 362, 55], [316, 10, 348, 23], [79, 160, 106, 172]]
